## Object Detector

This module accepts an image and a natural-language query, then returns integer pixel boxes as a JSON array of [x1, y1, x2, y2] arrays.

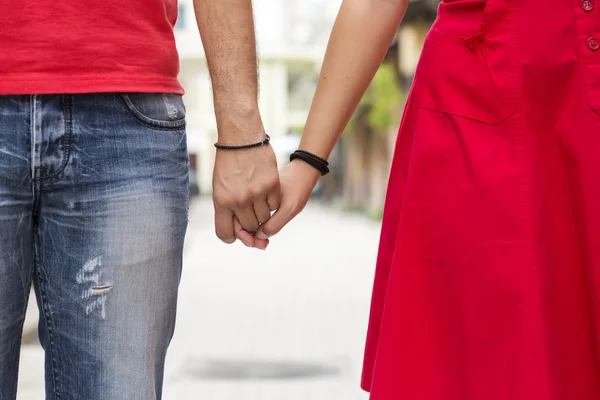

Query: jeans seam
[[33, 235, 61, 399]]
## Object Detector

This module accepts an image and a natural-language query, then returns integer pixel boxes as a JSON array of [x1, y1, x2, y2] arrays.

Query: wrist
[[214, 96, 258, 118], [214, 101, 265, 145], [214, 134, 270, 151], [290, 158, 324, 183]]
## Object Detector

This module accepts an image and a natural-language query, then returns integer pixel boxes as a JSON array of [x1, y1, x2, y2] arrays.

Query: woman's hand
[[224, 159, 318, 248], [233, 158, 320, 248], [254, 159, 321, 241]]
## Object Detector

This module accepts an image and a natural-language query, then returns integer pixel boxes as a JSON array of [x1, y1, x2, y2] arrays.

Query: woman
[[248, 0, 600, 398]]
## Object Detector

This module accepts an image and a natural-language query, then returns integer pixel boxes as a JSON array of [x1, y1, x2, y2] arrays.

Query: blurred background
[[18, 0, 441, 398]]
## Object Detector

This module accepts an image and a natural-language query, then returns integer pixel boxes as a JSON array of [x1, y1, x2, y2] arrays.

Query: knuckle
[[234, 193, 251, 206], [266, 176, 280, 190], [255, 179, 277, 196], [248, 188, 261, 200], [214, 194, 234, 209]]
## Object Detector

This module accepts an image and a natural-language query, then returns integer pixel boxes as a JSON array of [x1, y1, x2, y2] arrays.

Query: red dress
[[361, 0, 600, 398]]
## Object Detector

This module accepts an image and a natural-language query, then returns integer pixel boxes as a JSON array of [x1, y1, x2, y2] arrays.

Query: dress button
[[582, 0, 594, 11], [588, 37, 600, 51]]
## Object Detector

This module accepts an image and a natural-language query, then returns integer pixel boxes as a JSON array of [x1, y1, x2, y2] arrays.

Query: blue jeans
[[0, 93, 189, 399]]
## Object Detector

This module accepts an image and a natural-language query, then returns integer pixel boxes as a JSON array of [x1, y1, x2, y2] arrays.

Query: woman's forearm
[[299, 0, 409, 159]]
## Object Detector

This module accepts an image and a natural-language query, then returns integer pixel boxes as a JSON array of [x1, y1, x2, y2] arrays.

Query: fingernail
[[256, 231, 268, 240]]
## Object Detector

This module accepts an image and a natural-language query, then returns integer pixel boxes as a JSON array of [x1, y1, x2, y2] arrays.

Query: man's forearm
[[194, 0, 262, 143]]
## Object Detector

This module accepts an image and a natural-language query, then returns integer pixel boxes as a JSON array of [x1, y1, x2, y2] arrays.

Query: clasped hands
[[212, 132, 321, 249]]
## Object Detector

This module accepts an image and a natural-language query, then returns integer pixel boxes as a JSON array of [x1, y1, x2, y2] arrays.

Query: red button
[[582, 0, 594, 11], [588, 37, 600, 51]]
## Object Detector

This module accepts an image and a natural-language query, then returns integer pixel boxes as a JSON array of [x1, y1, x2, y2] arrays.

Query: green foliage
[[369, 207, 384, 221], [343, 203, 384, 221], [367, 63, 403, 131], [346, 62, 403, 135], [342, 203, 366, 214], [287, 125, 304, 134]]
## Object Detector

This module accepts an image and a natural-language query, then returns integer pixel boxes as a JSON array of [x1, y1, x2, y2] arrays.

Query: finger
[[234, 205, 261, 233], [267, 186, 281, 211], [234, 217, 269, 250], [256, 204, 292, 240], [233, 217, 254, 247], [214, 206, 236, 244], [253, 198, 272, 225]]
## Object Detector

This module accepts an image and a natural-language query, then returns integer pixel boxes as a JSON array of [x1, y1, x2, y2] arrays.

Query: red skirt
[[361, 0, 600, 398]]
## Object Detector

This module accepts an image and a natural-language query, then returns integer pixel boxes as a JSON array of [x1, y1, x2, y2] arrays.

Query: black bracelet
[[214, 134, 271, 150], [289, 150, 330, 176]]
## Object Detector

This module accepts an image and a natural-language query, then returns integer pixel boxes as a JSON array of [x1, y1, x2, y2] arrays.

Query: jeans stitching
[[33, 229, 61, 399], [35, 95, 74, 182]]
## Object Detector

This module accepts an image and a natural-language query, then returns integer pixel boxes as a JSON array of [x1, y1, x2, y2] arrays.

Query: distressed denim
[[0, 93, 189, 400]]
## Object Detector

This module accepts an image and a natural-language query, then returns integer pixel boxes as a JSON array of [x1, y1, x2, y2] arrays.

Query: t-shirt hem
[[0, 75, 184, 95]]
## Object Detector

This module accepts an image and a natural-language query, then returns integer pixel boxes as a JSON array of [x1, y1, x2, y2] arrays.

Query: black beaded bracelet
[[214, 134, 270, 150], [290, 150, 330, 176]]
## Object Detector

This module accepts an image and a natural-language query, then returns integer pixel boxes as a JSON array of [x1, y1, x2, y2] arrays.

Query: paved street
[[17, 198, 381, 400]]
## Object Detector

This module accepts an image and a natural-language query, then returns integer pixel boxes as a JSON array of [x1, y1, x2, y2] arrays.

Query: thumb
[[256, 204, 294, 240]]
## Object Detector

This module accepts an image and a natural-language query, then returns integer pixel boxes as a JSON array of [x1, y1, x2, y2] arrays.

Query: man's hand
[[194, 0, 278, 246], [212, 117, 280, 248]]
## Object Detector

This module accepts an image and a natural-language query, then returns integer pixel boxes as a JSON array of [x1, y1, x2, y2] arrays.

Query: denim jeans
[[0, 93, 189, 399]]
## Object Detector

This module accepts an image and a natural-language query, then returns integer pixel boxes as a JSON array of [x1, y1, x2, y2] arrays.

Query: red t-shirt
[[0, 0, 184, 95]]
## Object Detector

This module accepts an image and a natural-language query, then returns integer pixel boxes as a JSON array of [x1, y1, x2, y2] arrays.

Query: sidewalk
[[18, 198, 381, 399]]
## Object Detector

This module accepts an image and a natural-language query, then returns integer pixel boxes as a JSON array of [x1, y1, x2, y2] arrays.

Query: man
[[0, 0, 277, 399]]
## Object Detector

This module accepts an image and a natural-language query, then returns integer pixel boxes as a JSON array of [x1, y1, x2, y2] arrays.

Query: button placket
[[574, 0, 600, 116]]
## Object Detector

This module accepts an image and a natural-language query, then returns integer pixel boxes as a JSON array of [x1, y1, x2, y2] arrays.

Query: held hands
[[254, 159, 321, 242], [213, 144, 321, 248], [212, 130, 280, 250]]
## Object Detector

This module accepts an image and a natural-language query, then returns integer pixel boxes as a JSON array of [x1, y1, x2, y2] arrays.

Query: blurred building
[[174, 0, 342, 194]]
